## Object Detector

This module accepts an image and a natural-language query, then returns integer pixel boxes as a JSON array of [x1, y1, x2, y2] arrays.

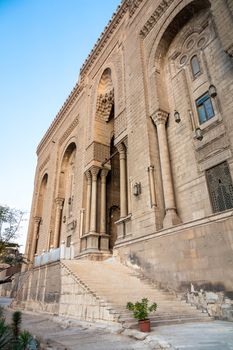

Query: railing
[[34, 241, 74, 267]]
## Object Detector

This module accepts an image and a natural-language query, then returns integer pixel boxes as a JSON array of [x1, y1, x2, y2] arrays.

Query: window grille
[[206, 162, 233, 213]]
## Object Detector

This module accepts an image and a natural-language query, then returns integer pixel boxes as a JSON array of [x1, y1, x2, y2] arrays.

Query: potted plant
[[126, 298, 157, 332]]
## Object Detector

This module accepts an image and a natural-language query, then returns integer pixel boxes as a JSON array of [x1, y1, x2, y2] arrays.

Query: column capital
[[100, 168, 109, 179], [55, 197, 64, 207], [85, 170, 92, 184], [34, 216, 41, 224], [116, 142, 126, 157], [90, 166, 100, 179], [151, 109, 169, 126], [148, 165, 154, 172]]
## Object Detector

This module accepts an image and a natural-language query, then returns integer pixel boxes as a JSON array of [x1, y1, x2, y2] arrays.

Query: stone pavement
[[1, 298, 233, 349], [156, 321, 233, 350]]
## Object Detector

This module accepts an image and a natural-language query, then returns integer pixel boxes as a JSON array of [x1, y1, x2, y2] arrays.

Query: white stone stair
[[62, 258, 211, 328]]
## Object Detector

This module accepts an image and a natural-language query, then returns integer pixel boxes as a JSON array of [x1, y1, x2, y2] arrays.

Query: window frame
[[196, 92, 215, 125], [190, 55, 201, 78]]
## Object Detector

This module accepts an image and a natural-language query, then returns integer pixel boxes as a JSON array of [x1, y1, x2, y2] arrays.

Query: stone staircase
[[62, 258, 211, 328]]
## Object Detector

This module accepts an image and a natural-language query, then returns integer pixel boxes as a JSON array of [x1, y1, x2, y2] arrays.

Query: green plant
[[126, 298, 157, 320], [0, 308, 39, 349], [12, 311, 22, 339], [18, 330, 39, 350], [0, 319, 12, 349]]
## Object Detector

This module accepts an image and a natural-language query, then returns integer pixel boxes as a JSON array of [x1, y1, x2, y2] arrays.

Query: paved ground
[[1, 297, 233, 349], [156, 322, 233, 350], [1, 298, 153, 350]]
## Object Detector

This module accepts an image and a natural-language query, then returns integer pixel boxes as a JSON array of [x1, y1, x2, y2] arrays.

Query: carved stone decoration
[[151, 109, 169, 126], [193, 122, 232, 171], [39, 155, 50, 173], [140, 0, 173, 38], [59, 116, 79, 145], [85, 142, 110, 166], [96, 89, 114, 121], [128, 0, 144, 17]]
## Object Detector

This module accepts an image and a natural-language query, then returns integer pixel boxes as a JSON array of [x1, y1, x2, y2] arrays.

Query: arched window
[[191, 55, 201, 77]]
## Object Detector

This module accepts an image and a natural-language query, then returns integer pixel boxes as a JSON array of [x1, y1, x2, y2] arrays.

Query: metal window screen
[[206, 161, 233, 213]]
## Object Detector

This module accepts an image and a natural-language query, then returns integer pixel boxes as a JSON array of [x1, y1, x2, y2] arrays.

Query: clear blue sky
[[0, 0, 120, 249]]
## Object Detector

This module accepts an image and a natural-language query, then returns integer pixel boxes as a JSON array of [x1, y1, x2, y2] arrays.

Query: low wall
[[59, 263, 117, 322], [6, 261, 117, 323], [12, 262, 61, 315]]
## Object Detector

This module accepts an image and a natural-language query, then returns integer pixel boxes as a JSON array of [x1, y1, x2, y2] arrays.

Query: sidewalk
[[1, 298, 233, 349]]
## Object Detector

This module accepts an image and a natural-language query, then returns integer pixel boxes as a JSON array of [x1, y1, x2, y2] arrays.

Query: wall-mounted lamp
[[71, 220, 77, 230], [63, 215, 66, 223], [133, 182, 141, 196], [209, 84, 217, 98], [174, 110, 181, 123], [195, 128, 203, 141]]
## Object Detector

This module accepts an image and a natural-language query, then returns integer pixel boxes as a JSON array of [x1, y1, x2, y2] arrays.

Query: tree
[[0, 205, 23, 245], [0, 205, 27, 278]]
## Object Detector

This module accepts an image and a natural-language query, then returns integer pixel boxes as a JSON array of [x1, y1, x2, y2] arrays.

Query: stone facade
[[24, 0, 233, 316], [12, 262, 118, 322]]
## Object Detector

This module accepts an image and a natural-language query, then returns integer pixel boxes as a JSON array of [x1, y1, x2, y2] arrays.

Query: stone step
[[125, 316, 212, 328], [119, 312, 209, 321], [62, 259, 211, 327]]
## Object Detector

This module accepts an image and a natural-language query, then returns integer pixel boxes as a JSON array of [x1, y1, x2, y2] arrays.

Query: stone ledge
[[114, 209, 233, 248]]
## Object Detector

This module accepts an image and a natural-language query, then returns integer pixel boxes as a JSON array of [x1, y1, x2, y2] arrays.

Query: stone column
[[90, 166, 100, 233], [85, 171, 92, 233], [148, 165, 157, 208], [151, 110, 181, 228], [79, 208, 85, 237], [117, 143, 128, 218], [100, 168, 109, 234], [53, 197, 64, 248], [30, 216, 41, 265]]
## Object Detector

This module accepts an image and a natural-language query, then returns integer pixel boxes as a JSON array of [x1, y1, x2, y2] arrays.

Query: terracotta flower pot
[[138, 319, 151, 332]]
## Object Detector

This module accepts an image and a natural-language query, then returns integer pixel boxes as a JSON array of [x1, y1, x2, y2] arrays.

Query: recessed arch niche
[[56, 142, 77, 246], [34, 172, 48, 254]]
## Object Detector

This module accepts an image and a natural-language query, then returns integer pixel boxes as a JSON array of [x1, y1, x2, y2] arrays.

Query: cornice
[[36, 83, 83, 155], [140, 0, 174, 38], [79, 1, 128, 77]]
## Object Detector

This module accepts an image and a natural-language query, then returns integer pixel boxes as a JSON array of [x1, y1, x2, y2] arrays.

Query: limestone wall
[[59, 263, 117, 322], [12, 263, 61, 315], [10, 262, 117, 323], [116, 210, 233, 293]]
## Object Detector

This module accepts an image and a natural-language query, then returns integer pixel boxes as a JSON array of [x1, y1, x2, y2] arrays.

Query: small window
[[191, 55, 201, 77], [67, 235, 71, 247], [196, 92, 215, 124]]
